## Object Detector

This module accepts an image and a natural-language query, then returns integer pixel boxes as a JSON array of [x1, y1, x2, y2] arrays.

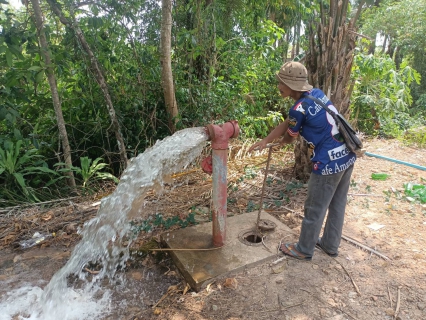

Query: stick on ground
[[388, 284, 393, 308], [394, 286, 401, 319], [336, 260, 361, 296], [341, 234, 391, 261]]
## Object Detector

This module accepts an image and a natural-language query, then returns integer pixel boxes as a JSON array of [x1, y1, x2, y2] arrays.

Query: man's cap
[[276, 61, 313, 92]]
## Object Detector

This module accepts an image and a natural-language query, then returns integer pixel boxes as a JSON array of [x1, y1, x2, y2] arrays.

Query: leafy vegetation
[[351, 53, 422, 137], [0, 139, 64, 205], [58, 156, 119, 188], [357, 0, 426, 143], [359, 0, 426, 104], [404, 182, 426, 204], [1, 0, 426, 206], [130, 212, 198, 235]]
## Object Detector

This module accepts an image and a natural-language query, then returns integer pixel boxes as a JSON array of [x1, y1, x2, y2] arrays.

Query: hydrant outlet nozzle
[[205, 121, 240, 150]]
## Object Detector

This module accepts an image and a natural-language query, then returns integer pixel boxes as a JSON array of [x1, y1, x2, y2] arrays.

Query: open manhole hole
[[238, 220, 276, 246], [238, 230, 263, 246]]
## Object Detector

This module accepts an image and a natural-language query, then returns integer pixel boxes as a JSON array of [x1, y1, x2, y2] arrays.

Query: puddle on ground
[[0, 246, 180, 320]]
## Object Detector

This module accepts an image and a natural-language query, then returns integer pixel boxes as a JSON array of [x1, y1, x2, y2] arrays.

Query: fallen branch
[[0, 196, 80, 214], [84, 268, 100, 275], [271, 256, 286, 265], [152, 285, 181, 309], [261, 235, 272, 252], [265, 206, 297, 214], [388, 284, 393, 308], [246, 301, 304, 313], [336, 260, 361, 296], [347, 193, 382, 197], [0, 227, 13, 240], [394, 286, 401, 319], [341, 234, 391, 261]]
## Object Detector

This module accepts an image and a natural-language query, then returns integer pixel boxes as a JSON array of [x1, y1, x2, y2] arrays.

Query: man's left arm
[[280, 131, 297, 145]]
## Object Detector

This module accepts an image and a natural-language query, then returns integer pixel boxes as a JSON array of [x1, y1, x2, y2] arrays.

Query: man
[[248, 61, 356, 261]]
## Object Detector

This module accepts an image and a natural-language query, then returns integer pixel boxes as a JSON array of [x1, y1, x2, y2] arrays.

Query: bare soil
[[1, 138, 426, 320]]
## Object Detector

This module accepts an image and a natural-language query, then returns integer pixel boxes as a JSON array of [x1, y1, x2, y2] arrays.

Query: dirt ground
[[1, 138, 426, 320]]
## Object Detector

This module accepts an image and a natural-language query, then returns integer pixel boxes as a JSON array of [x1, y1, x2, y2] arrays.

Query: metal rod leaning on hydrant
[[253, 143, 279, 243], [205, 121, 240, 247]]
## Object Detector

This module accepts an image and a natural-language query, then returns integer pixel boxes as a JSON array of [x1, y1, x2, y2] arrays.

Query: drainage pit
[[238, 219, 277, 246], [238, 230, 263, 246]]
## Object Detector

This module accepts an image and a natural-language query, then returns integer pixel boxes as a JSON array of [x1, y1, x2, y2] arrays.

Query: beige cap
[[276, 61, 313, 91]]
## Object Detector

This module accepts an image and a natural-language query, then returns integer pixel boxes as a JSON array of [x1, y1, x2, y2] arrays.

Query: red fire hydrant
[[203, 121, 239, 247]]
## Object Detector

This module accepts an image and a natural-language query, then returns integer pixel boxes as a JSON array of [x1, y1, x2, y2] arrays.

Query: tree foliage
[[360, 0, 426, 103], [0, 0, 425, 204], [351, 52, 421, 136]]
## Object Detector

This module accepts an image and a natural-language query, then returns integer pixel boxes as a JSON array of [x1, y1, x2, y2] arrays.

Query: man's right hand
[[247, 119, 290, 153], [247, 139, 268, 153]]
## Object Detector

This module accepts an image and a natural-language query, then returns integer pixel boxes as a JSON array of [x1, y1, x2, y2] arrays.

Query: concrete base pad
[[161, 211, 294, 291]]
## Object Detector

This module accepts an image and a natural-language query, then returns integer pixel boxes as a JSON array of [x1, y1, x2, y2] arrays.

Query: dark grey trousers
[[296, 164, 354, 257]]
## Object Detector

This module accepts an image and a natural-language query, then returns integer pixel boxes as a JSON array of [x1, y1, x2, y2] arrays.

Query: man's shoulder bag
[[305, 95, 363, 153]]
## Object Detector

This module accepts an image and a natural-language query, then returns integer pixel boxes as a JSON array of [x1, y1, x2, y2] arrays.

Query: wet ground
[[0, 244, 181, 320], [1, 138, 426, 320]]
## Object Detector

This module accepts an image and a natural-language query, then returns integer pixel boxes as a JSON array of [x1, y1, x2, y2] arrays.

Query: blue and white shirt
[[287, 88, 356, 175]]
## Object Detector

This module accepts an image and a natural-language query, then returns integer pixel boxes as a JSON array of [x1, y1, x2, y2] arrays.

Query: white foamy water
[[0, 127, 208, 320], [0, 285, 111, 320]]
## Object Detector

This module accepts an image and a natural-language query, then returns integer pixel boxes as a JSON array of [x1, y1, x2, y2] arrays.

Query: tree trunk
[[29, 0, 76, 189], [46, 0, 128, 169], [284, 32, 290, 61], [294, 138, 311, 180], [161, 0, 179, 133], [295, 22, 300, 56], [294, 0, 365, 181], [381, 35, 387, 53]]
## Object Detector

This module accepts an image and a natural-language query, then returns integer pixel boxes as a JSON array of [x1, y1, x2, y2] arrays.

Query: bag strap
[[304, 95, 338, 121], [305, 94, 358, 136]]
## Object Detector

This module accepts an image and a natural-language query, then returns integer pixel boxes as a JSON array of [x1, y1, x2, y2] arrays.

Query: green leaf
[[8, 44, 22, 57], [28, 66, 42, 72], [5, 49, 13, 67], [35, 71, 45, 83], [96, 172, 119, 183], [13, 129, 22, 140], [24, 166, 60, 176], [371, 173, 389, 181], [45, 175, 68, 187], [13, 172, 29, 196]]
